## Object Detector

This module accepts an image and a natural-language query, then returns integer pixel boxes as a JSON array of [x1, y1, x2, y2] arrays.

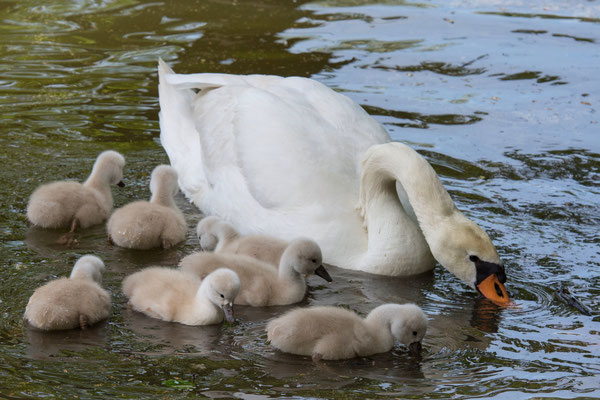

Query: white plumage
[[157, 59, 505, 295]]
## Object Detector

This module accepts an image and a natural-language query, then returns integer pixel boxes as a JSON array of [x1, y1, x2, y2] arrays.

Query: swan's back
[[158, 60, 390, 239]]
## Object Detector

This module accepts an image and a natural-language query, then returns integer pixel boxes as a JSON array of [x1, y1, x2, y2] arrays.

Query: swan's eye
[[412, 331, 417, 336]]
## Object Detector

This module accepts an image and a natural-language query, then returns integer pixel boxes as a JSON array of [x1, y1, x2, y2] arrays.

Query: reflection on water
[[1, 0, 599, 398], [25, 321, 109, 360]]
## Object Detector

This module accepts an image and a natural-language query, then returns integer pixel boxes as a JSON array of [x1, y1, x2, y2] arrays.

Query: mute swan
[[196, 216, 298, 267], [107, 165, 187, 249], [122, 267, 239, 325], [27, 150, 125, 244], [24, 255, 111, 331], [266, 303, 427, 361], [158, 59, 510, 306], [179, 239, 332, 306]]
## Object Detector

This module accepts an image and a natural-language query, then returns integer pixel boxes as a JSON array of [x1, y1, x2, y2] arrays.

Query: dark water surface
[[1, 0, 599, 398]]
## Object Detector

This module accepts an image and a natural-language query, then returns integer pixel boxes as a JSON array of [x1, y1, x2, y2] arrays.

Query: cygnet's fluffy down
[[179, 239, 332, 307], [196, 216, 288, 266], [266, 303, 428, 361], [27, 150, 125, 232], [107, 165, 187, 249], [122, 266, 240, 325], [24, 255, 111, 331]]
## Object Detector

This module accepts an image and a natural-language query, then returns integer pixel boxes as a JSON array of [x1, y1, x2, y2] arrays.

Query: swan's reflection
[[470, 297, 504, 333]]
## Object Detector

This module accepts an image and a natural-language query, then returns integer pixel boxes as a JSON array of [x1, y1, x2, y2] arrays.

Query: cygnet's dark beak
[[314, 265, 332, 282], [408, 341, 422, 355], [222, 303, 234, 323], [117, 181, 125, 187]]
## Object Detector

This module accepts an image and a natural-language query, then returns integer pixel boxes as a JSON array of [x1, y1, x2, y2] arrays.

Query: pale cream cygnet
[[107, 165, 187, 249], [122, 266, 240, 325], [24, 255, 111, 331], [27, 150, 125, 243], [196, 216, 289, 267], [179, 239, 332, 307], [266, 303, 428, 361]]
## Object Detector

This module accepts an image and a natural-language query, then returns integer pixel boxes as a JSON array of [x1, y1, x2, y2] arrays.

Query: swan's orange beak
[[477, 274, 511, 306]]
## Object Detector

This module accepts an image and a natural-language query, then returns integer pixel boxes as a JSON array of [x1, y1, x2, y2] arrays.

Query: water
[[1, 0, 599, 398]]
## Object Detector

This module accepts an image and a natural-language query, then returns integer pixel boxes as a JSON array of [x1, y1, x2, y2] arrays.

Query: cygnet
[[24, 255, 111, 331], [179, 239, 332, 307], [266, 303, 428, 361], [27, 150, 125, 244], [107, 165, 186, 249], [122, 267, 240, 325], [196, 216, 323, 269]]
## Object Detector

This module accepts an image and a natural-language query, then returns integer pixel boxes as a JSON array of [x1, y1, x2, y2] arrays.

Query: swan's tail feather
[[158, 58, 209, 203]]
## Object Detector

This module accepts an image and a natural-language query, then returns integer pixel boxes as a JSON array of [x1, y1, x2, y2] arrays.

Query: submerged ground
[[0, 0, 599, 398]]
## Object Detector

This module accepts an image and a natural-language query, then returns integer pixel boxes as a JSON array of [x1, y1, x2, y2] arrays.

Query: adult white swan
[[157, 59, 510, 306]]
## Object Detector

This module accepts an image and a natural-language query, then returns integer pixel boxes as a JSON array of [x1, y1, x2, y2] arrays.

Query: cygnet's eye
[[311, 259, 317, 263], [412, 331, 417, 336], [220, 294, 224, 299]]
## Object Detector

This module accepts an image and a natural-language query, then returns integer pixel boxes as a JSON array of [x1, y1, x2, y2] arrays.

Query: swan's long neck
[[357, 143, 439, 275], [359, 142, 468, 278]]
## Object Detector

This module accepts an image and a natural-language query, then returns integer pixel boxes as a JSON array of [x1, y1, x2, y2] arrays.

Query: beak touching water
[[477, 274, 511, 306], [314, 265, 333, 282], [222, 303, 234, 322], [408, 341, 422, 355]]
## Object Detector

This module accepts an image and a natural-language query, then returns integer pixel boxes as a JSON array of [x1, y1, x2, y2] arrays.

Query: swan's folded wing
[[191, 80, 368, 212], [158, 59, 208, 201]]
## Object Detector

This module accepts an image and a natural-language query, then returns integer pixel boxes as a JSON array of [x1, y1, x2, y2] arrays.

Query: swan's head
[[150, 165, 179, 197], [196, 216, 222, 251], [202, 268, 240, 322], [70, 255, 105, 283], [389, 304, 428, 355], [283, 238, 332, 282], [93, 150, 126, 186], [429, 215, 510, 306]]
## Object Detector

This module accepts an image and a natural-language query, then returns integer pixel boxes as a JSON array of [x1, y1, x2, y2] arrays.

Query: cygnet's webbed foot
[[107, 234, 114, 246], [57, 231, 77, 247], [162, 238, 173, 249], [311, 353, 337, 374], [57, 218, 79, 246]]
